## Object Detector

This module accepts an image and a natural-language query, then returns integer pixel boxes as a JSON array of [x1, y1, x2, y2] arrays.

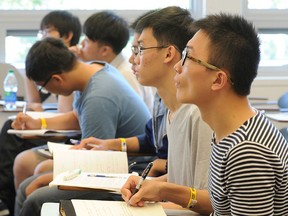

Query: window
[[247, 0, 288, 9], [243, 0, 288, 76], [0, 0, 190, 10], [0, 0, 191, 68]]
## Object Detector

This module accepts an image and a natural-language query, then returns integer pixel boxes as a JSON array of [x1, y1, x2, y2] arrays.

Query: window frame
[[242, 0, 288, 77], [0, 9, 167, 65]]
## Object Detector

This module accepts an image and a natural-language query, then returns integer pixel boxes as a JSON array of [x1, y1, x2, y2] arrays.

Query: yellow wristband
[[119, 138, 127, 152], [40, 117, 47, 129], [187, 187, 197, 208]]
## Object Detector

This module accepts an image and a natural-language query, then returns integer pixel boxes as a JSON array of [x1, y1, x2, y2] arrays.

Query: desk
[[41, 202, 200, 216], [264, 112, 288, 129]]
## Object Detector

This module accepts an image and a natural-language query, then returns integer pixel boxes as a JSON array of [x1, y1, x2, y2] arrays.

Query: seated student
[[13, 10, 82, 190], [15, 6, 212, 216], [70, 11, 155, 112], [122, 13, 288, 215], [0, 10, 81, 216]]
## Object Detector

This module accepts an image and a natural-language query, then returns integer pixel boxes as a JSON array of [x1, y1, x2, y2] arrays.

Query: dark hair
[[194, 13, 260, 96], [130, 10, 159, 34], [83, 11, 129, 54], [136, 6, 196, 53], [26, 37, 76, 82], [40, 10, 82, 46]]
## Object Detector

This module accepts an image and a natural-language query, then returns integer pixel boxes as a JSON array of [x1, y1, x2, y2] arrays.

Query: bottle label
[[4, 91, 17, 102]]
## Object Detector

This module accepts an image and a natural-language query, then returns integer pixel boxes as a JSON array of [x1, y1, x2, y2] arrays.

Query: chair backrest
[[0, 63, 26, 101]]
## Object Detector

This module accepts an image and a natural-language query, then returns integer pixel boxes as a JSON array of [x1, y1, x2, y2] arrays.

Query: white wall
[[205, 0, 242, 14]]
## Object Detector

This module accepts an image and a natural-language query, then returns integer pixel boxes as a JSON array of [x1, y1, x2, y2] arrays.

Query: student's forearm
[[44, 111, 80, 130], [160, 183, 213, 215], [126, 137, 140, 152]]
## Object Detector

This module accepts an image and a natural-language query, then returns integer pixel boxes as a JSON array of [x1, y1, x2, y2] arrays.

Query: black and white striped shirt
[[209, 111, 288, 215]]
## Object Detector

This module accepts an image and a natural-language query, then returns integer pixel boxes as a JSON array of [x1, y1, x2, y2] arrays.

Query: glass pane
[[0, 0, 190, 10], [248, 0, 288, 9], [5, 35, 38, 68], [5, 34, 134, 68], [259, 33, 288, 67]]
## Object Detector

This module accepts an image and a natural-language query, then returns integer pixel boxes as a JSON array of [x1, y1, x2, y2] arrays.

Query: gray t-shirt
[[74, 62, 151, 139], [167, 104, 212, 189]]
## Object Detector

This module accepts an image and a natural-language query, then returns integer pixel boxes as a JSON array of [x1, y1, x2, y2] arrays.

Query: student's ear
[[62, 32, 73, 47], [211, 71, 228, 90], [100, 45, 113, 57], [164, 46, 178, 63], [51, 74, 64, 85]]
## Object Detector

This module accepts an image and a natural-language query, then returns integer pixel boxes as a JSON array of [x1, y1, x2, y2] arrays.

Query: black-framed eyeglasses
[[38, 76, 52, 94], [181, 48, 220, 70], [135, 45, 169, 55]]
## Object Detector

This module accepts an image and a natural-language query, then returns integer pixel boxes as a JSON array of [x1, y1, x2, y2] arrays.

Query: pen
[[87, 174, 119, 178], [21, 102, 27, 130], [86, 143, 99, 148], [63, 169, 81, 181], [128, 162, 137, 172], [131, 162, 153, 197], [70, 139, 80, 145]]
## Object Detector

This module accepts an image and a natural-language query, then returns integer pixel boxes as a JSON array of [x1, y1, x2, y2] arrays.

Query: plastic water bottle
[[3, 70, 18, 110]]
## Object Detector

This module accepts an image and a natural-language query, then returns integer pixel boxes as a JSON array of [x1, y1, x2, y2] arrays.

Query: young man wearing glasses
[[122, 7, 212, 213], [122, 13, 288, 215]]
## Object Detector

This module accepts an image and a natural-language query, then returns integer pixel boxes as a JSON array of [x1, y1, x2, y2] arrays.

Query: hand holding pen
[[131, 162, 153, 197], [120, 162, 154, 206]]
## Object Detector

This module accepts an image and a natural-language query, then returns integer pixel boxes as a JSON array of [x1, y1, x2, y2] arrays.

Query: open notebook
[[59, 200, 167, 216], [49, 148, 129, 193], [7, 129, 81, 137]]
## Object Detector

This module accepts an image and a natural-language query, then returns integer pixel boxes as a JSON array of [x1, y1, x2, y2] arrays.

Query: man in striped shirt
[[122, 13, 288, 215]]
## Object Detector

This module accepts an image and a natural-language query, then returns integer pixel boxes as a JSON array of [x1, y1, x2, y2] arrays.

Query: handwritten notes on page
[[71, 200, 166, 216]]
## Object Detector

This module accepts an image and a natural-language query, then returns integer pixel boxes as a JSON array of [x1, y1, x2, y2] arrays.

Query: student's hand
[[148, 159, 167, 177], [69, 45, 82, 58], [25, 172, 53, 196], [121, 176, 163, 207], [11, 113, 41, 130], [72, 137, 116, 151]]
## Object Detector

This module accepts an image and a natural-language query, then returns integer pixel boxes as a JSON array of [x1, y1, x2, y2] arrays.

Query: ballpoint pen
[[21, 102, 27, 130], [131, 162, 153, 197], [87, 174, 119, 178]]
